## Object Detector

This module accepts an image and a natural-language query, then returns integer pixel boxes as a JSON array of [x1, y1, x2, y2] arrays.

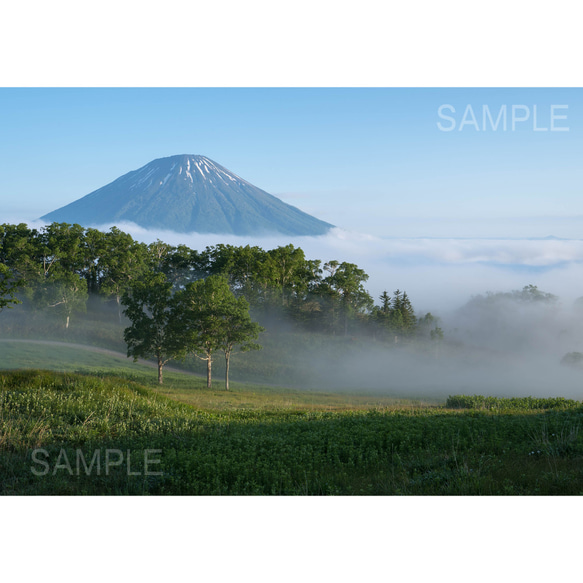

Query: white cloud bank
[[92, 224, 583, 314]]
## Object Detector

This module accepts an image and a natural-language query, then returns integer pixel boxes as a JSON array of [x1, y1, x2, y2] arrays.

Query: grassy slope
[[0, 300, 448, 394], [0, 340, 436, 412]]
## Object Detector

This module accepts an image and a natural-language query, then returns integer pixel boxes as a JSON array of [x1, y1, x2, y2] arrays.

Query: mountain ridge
[[41, 155, 334, 236]]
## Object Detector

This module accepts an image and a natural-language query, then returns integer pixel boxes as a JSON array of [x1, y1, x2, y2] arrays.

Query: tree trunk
[[65, 315, 70, 329], [225, 351, 230, 391], [206, 352, 212, 388], [158, 357, 163, 385], [116, 294, 122, 323]]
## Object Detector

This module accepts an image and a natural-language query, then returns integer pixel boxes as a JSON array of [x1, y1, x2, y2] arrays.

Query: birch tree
[[175, 275, 263, 390]]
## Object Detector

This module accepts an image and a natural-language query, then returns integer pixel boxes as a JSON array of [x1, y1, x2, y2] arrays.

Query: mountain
[[40, 155, 334, 236]]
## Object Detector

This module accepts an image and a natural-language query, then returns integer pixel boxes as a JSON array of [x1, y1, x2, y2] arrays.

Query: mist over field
[[112, 222, 583, 400], [248, 285, 583, 399], [297, 340, 583, 399], [10, 219, 583, 399]]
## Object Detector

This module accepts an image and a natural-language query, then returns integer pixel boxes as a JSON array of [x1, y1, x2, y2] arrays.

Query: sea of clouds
[[67, 223, 583, 316], [17, 218, 583, 314]]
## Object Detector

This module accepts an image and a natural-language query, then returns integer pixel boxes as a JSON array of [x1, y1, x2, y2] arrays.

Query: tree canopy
[[0, 263, 22, 314], [1, 221, 451, 375], [122, 273, 183, 384], [173, 275, 264, 390]]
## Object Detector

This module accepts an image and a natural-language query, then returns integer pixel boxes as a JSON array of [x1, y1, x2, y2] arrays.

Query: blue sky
[[1, 87, 581, 238]]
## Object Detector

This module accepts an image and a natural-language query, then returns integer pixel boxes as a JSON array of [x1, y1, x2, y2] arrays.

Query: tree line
[[0, 222, 444, 381]]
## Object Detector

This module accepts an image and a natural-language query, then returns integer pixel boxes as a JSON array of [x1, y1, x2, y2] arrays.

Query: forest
[[0, 222, 446, 383], [0, 222, 439, 337]]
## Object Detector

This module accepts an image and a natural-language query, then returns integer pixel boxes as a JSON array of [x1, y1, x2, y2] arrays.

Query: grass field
[[2, 340, 583, 495], [0, 340, 434, 411]]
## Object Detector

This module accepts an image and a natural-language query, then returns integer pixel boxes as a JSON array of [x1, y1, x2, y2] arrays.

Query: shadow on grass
[[2, 370, 583, 495]]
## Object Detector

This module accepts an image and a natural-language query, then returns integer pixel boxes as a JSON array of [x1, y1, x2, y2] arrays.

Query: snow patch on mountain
[[40, 154, 334, 236]]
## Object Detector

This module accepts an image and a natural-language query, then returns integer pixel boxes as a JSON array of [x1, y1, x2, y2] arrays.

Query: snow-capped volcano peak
[[126, 155, 251, 191], [41, 155, 334, 236]]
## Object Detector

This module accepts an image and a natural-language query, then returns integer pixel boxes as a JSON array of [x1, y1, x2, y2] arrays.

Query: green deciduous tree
[[100, 227, 149, 321], [154, 244, 204, 290], [79, 227, 106, 293], [0, 223, 40, 288], [0, 263, 22, 314], [40, 272, 88, 330], [318, 261, 373, 335], [122, 273, 183, 384], [30, 224, 90, 328], [175, 275, 263, 390], [215, 296, 264, 391], [38, 222, 87, 277], [259, 245, 307, 306]]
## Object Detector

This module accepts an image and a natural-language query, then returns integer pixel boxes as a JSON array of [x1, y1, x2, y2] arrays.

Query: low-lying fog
[[18, 220, 583, 399]]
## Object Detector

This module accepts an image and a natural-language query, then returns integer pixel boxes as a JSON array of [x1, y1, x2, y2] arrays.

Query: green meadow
[[1, 341, 583, 495]]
